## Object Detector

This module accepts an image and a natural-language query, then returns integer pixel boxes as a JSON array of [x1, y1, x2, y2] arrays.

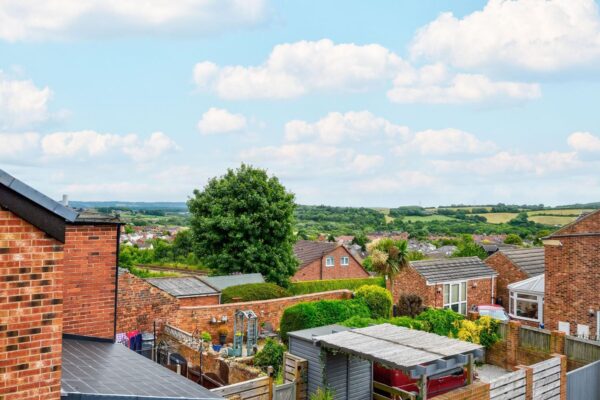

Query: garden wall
[[175, 290, 352, 341]]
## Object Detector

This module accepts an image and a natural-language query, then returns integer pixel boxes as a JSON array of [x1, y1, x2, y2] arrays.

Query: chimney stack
[[61, 194, 69, 207]]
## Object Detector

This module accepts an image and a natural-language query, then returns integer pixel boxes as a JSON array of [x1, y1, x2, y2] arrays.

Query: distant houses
[[292, 240, 370, 281]]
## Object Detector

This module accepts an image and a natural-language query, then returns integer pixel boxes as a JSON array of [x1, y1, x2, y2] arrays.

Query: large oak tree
[[187, 164, 298, 286]]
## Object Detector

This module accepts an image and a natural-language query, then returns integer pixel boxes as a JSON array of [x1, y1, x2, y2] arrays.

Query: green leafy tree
[[351, 232, 369, 251], [367, 238, 410, 294], [452, 235, 488, 259], [187, 164, 298, 286], [504, 233, 523, 245]]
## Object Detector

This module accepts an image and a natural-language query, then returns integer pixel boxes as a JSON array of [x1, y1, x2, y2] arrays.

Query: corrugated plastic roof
[[508, 274, 545, 295], [146, 277, 220, 297], [201, 273, 264, 290], [410, 257, 497, 283]]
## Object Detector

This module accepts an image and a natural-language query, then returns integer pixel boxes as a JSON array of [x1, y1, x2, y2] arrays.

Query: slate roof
[[499, 248, 545, 277], [201, 273, 265, 290], [508, 274, 545, 295], [75, 209, 121, 224], [146, 277, 220, 298], [0, 168, 78, 222], [61, 338, 221, 399], [293, 240, 338, 268], [410, 257, 497, 284]]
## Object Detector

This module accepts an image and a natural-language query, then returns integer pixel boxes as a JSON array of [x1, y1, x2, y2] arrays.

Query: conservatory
[[507, 274, 545, 325]]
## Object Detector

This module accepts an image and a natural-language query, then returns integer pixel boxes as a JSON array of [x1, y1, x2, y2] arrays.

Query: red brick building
[[484, 248, 545, 309], [1, 169, 220, 400], [544, 209, 600, 338], [292, 240, 369, 282], [389, 257, 497, 315]]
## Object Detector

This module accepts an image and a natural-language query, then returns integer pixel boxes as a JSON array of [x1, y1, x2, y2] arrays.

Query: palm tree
[[369, 238, 410, 295]]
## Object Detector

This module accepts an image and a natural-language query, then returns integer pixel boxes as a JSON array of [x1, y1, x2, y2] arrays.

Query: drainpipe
[[491, 276, 495, 304]]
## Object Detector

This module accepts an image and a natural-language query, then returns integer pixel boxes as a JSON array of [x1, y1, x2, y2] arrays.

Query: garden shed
[[288, 325, 372, 400], [288, 324, 485, 400]]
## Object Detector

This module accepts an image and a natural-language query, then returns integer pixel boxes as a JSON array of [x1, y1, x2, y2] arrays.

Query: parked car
[[374, 363, 469, 398], [470, 304, 509, 322]]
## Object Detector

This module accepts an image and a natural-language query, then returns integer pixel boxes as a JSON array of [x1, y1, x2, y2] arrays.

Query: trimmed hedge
[[221, 282, 291, 303], [354, 285, 392, 319], [280, 299, 370, 341], [288, 277, 385, 295], [416, 308, 464, 337], [341, 316, 430, 331]]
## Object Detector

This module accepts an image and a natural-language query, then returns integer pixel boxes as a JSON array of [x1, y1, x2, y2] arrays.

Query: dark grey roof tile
[[410, 257, 497, 283], [498, 248, 545, 277]]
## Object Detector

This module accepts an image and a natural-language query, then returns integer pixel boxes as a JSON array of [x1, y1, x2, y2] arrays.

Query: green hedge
[[288, 277, 385, 295], [221, 283, 291, 303], [354, 285, 392, 319], [341, 316, 430, 331], [280, 299, 370, 341]]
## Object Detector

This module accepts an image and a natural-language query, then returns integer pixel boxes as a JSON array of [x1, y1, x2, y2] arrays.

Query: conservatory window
[[509, 292, 543, 322], [443, 282, 467, 315]]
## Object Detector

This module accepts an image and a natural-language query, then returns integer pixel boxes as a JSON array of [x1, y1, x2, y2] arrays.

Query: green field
[[527, 209, 592, 217], [402, 215, 456, 222], [476, 212, 518, 223], [528, 215, 577, 225]]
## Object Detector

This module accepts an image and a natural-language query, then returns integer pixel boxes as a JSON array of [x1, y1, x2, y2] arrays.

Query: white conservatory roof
[[508, 274, 545, 295]]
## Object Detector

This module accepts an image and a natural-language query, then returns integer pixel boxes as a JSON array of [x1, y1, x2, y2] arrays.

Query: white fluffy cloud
[[41, 130, 177, 161], [0, 0, 268, 41], [393, 128, 496, 156], [193, 39, 408, 99], [410, 0, 600, 71], [0, 72, 52, 129], [284, 111, 409, 144], [0, 132, 39, 156], [567, 131, 600, 152], [354, 171, 438, 194], [197, 107, 247, 135], [194, 39, 540, 104]]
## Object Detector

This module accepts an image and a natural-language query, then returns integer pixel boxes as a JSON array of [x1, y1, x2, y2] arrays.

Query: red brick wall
[[62, 224, 118, 339], [485, 252, 528, 308], [178, 295, 220, 307], [0, 209, 63, 400], [292, 246, 368, 281], [175, 290, 352, 342], [389, 266, 495, 311], [117, 271, 179, 333], [545, 234, 600, 336]]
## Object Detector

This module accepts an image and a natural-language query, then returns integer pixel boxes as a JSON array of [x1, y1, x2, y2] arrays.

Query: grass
[[402, 215, 456, 222], [527, 209, 593, 216], [129, 266, 180, 278], [476, 212, 518, 224], [528, 215, 577, 226]]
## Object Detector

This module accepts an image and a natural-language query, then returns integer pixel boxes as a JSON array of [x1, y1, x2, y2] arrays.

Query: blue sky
[[1, 0, 600, 207]]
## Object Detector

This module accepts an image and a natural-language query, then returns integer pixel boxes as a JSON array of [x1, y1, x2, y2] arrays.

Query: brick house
[[0, 169, 221, 400], [484, 248, 545, 309], [544, 209, 600, 338], [292, 240, 370, 282], [389, 257, 497, 315]]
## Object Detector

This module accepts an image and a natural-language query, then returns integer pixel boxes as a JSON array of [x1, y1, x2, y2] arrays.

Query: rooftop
[[61, 338, 221, 399], [146, 276, 220, 298], [410, 257, 497, 284], [508, 273, 545, 295], [499, 247, 545, 277], [200, 273, 265, 290], [287, 324, 350, 341], [315, 324, 483, 374], [293, 240, 338, 268]]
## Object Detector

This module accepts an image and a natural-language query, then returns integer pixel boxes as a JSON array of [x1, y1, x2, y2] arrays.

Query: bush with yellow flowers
[[455, 316, 500, 348]]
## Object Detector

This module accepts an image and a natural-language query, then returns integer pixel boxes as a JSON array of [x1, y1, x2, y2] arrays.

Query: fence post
[[551, 330, 566, 355], [551, 354, 567, 400], [268, 366, 274, 400], [507, 321, 521, 369], [514, 365, 533, 400]]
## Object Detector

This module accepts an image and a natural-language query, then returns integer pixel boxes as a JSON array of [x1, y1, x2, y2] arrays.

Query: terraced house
[[0, 169, 221, 400]]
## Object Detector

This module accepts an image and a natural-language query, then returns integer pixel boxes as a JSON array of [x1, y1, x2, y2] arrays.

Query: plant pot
[[219, 334, 227, 345], [213, 344, 222, 352]]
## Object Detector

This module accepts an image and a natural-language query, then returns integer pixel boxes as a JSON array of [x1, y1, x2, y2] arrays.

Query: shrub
[[253, 339, 286, 375], [288, 277, 385, 295], [504, 234, 523, 245], [310, 388, 333, 400], [201, 331, 212, 342], [354, 285, 393, 319], [221, 283, 291, 303], [341, 316, 429, 331], [397, 294, 424, 318], [416, 308, 464, 337], [388, 317, 429, 331], [455, 316, 500, 348], [280, 299, 370, 341]]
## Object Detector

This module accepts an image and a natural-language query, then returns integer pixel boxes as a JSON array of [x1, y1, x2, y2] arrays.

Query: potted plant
[[201, 331, 212, 349], [218, 327, 228, 345]]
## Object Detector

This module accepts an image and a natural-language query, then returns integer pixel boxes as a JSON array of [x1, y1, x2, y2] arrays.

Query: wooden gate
[[283, 352, 307, 400], [274, 382, 296, 400]]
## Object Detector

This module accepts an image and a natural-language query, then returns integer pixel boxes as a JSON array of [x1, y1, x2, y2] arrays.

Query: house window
[[443, 282, 467, 315], [341, 256, 349, 266], [325, 256, 334, 267], [509, 292, 543, 322]]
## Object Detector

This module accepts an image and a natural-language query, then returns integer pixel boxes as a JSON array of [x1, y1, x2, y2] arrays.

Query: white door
[[558, 321, 570, 335], [577, 324, 590, 339]]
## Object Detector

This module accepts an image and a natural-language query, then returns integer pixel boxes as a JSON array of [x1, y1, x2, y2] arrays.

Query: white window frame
[[508, 291, 543, 323], [442, 281, 468, 315], [577, 324, 590, 339], [340, 256, 349, 266], [325, 256, 334, 267], [558, 321, 570, 335]]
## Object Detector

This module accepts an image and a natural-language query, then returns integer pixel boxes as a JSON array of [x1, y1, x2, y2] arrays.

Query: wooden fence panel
[[489, 369, 527, 400], [531, 357, 561, 400], [211, 376, 271, 400], [283, 352, 308, 400], [565, 336, 600, 364], [519, 326, 550, 352]]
